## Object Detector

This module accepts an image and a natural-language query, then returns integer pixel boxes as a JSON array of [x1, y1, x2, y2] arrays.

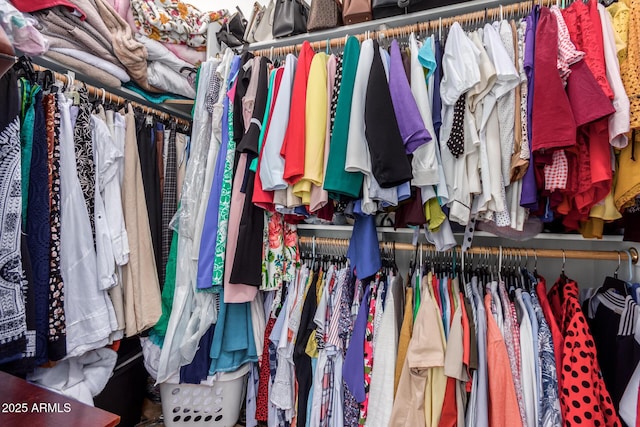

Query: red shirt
[[562, 0, 614, 100], [281, 41, 315, 185], [536, 277, 564, 378], [561, 3, 615, 230], [532, 8, 577, 153], [548, 279, 621, 427]]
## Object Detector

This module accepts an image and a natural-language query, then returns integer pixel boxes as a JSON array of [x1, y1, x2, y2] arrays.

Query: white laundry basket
[[160, 365, 249, 427]]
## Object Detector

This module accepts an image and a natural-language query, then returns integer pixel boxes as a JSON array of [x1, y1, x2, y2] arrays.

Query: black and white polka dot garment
[[329, 54, 343, 137], [447, 95, 466, 158]]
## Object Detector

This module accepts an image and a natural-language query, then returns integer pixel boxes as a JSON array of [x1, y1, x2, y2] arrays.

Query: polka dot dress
[[548, 280, 621, 427]]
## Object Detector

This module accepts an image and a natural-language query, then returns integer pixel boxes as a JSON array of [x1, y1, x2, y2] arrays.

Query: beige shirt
[[390, 273, 446, 427]]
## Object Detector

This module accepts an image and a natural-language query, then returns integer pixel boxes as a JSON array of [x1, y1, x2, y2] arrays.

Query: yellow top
[[608, 1, 630, 64], [293, 53, 329, 204], [619, 0, 640, 129]]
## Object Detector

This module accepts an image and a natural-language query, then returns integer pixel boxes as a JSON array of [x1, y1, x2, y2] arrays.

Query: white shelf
[[247, 0, 521, 51], [296, 224, 625, 242]]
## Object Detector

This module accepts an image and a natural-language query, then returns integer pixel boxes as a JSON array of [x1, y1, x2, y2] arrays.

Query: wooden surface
[[0, 370, 120, 427]]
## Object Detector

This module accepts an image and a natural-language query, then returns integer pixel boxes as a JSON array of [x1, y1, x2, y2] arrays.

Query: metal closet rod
[[297, 236, 640, 265], [252, 0, 556, 57], [32, 64, 192, 128]]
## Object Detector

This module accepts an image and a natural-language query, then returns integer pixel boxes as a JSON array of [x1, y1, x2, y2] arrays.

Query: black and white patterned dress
[[0, 69, 27, 362], [44, 93, 67, 361], [73, 88, 96, 243]]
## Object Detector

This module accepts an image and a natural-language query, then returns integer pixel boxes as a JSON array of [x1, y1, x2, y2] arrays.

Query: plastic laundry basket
[[160, 365, 249, 427]]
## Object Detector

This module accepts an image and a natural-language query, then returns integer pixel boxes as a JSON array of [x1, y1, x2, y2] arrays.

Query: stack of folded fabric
[[8, 0, 224, 98], [107, 0, 209, 66], [136, 34, 196, 99]]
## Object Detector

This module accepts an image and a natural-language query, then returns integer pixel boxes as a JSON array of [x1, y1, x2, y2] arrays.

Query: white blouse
[[59, 94, 117, 358], [410, 34, 440, 188]]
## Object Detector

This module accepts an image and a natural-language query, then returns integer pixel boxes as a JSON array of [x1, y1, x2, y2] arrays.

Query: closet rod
[[252, 0, 554, 57], [32, 64, 192, 128], [297, 236, 640, 264]]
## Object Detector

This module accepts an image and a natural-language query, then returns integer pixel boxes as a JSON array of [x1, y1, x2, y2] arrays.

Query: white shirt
[[516, 289, 538, 427], [345, 39, 376, 213], [261, 55, 297, 191], [439, 24, 481, 226], [91, 114, 118, 291], [367, 276, 401, 427], [58, 94, 116, 358], [410, 34, 440, 187], [483, 23, 519, 224], [599, 3, 631, 148], [104, 110, 129, 266]]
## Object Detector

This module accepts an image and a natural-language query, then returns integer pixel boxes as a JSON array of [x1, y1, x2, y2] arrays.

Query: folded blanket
[[147, 60, 195, 98], [67, 0, 118, 49], [162, 41, 205, 65], [44, 51, 122, 87], [105, 0, 137, 31], [92, 0, 151, 88], [136, 34, 193, 73], [51, 48, 130, 82], [35, 8, 118, 64], [130, 0, 227, 47], [60, 6, 113, 51]]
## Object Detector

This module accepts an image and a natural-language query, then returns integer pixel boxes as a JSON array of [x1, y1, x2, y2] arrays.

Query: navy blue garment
[[26, 89, 49, 366], [347, 201, 381, 280], [432, 39, 443, 138], [180, 324, 215, 384]]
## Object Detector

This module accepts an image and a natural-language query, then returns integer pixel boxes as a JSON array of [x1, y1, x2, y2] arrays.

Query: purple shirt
[[388, 40, 431, 154], [521, 6, 540, 210]]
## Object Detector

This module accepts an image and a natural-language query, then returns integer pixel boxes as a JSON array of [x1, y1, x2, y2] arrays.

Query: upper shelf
[[31, 55, 194, 121], [247, 0, 522, 51]]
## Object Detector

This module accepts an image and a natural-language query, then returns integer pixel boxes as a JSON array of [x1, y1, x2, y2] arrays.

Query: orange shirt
[[485, 293, 523, 427]]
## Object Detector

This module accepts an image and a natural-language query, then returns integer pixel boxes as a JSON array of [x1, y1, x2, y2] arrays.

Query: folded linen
[[35, 8, 119, 64], [147, 60, 196, 98], [105, 0, 137, 31], [44, 51, 122, 87], [51, 47, 130, 82], [92, 0, 149, 85], [136, 34, 193, 74], [162, 41, 206, 65]]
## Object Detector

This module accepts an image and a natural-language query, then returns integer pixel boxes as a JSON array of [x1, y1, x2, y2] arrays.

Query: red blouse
[[548, 279, 622, 427]]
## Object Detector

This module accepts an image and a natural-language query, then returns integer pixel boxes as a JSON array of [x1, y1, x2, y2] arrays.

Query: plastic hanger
[[599, 251, 629, 296]]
